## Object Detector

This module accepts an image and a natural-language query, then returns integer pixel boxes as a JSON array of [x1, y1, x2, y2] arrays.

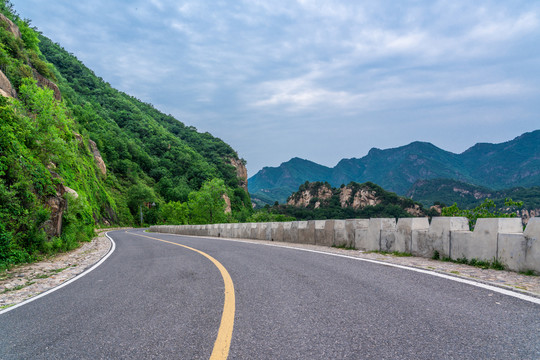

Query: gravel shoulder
[[0, 228, 124, 310], [1, 229, 538, 311]]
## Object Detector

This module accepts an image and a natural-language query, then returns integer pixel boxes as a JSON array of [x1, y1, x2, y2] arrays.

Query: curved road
[[1, 229, 539, 359]]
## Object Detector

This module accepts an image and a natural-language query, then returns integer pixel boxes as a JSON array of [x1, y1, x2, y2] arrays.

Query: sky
[[12, 0, 540, 177]]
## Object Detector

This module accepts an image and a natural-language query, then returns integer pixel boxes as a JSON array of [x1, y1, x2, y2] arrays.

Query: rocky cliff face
[[286, 181, 427, 217], [73, 134, 107, 176], [230, 158, 248, 192], [339, 186, 381, 209], [0, 13, 21, 38], [518, 209, 540, 225], [0, 16, 61, 101], [0, 70, 17, 98], [88, 139, 107, 176], [287, 184, 333, 208]]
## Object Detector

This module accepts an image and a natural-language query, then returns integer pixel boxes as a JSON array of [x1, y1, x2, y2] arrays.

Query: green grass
[[436, 253, 506, 271], [332, 244, 357, 250], [519, 269, 538, 276], [367, 250, 412, 257]]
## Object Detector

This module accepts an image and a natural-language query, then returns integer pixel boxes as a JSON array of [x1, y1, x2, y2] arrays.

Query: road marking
[[128, 231, 235, 360], [0, 233, 117, 315], [151, 232, 540, 305]]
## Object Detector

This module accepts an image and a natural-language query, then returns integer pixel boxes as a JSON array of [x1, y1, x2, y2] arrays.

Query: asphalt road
[[1, 229, 539, 359]]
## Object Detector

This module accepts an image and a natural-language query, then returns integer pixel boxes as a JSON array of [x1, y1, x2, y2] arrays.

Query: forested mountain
[[0, 1, 250, 268], [407, 178, 540, 210], [249, 131, 540, 205], [265, 181, 432, 221]]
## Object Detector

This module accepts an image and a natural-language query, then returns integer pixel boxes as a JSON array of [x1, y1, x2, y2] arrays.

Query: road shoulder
[[0, 228, 122, 310]]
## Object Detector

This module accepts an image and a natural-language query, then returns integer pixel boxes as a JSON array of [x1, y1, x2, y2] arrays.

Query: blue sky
[[13, 0, 540, 176]]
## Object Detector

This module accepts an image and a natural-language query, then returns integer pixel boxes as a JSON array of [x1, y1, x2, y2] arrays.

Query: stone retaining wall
[[150, 217, 540, 274]]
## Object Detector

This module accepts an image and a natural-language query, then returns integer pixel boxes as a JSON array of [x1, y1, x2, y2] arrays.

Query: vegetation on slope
[[408, 178, 540, 210], [264, 181, 435, 221], [0, 1, 252, 268]]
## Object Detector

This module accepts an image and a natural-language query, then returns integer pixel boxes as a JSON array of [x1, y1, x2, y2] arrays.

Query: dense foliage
[[266, 181, 433, 221], [0, 1, 252, 268], [249, 131, 540, 205], [408, 178, 540, 210], [442, 198, 523, 230]]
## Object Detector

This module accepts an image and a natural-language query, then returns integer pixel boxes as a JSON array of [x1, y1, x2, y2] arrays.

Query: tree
[[442, 198, 523, 229], [161, 201, 189, 225], [188, 178, 227, 224]]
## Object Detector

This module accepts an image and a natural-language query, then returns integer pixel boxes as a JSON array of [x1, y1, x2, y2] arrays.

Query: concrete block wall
[[149, 217, 540, 274]]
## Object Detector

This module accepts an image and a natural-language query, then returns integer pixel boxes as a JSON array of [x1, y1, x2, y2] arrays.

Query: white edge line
[[151, 232, 540, 305], [0, 232, 116, 315]]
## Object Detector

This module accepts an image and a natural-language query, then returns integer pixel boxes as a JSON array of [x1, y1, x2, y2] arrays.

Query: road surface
[[1, 229, 539, 359]]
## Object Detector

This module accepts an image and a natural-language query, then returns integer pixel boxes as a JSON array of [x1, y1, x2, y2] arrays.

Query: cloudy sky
[[12, 0, 540, 176]]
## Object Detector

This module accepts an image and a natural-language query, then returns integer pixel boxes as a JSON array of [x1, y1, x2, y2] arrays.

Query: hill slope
[[266, 181, 429, 221], [0, 2, 250, 267], [249, 131, 540, 205]]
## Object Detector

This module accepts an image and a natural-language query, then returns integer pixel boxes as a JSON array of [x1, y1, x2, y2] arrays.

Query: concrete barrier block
[[466, 218, 523, 261], [265, 222, 272, 241], [208, 224, 218, 237], [282, 222, 299, 243], [523, 217, 540, 274], [231, 223, 241, 238], [498, 233, 528, 272], [367, 218, 396, 251], [380, 229, 396, 252], [298, 221, 315, 244], [253, 222, 266, 240], [344, 219, 368, 249], [424, 217, 469, 258], [314, 220, 334, 247], [271, 222, 284, 242], [449, 230, 472, 260], [223, 223, 233, 238], [248, 223, 258, 239], [395, 218, 429, 253], [333, 220, 348, 247], [239, 223, 250, 238]]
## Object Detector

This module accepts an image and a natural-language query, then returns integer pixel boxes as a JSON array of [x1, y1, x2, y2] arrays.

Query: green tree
[[188, 178, 227, 224], [161, 201, 189, 225], [442, 198, 523, 229]]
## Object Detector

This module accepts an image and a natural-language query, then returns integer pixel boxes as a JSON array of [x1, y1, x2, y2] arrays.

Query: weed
[[34, 274, 50, 279], [366, 250, 412, 257], [450, 271, 460, 275], [332, 244, 357, 250], [431, 250, 440, 260], [519, 270, 537, 276], [49, 266, 69, 274]]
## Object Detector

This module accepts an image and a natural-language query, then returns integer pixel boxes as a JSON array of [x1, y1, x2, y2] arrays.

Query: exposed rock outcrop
[[288, 184, 333, 208], [33, 70, 61, 101], [0, 69, 17, 98], [223, 194, 232, 214], [42, 180, 79, 238], [73, 133, 107, 176], [405, 204, 424, 216], [0, 13, 21, 38], [340, 186, 381, 209], [88, 139, 107, 176], [518, 209, 540, 225], [230, 158, 248, 192]]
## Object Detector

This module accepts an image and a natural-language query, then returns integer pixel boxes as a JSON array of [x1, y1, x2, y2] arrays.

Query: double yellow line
[[129, 232, 235, 360]]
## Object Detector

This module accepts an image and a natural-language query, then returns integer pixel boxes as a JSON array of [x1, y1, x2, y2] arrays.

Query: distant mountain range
[[248, 130, 540, 206]]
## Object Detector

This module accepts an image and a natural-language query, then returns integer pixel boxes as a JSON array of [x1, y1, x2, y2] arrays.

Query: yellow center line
[[127, 231, 235, 360]]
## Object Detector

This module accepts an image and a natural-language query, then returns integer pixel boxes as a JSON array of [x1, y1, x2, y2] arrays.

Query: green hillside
[[0, 1, 251, 268], [267, 181, 432, 221], [407, 178, 540, 210], [249, 131, 540, 205]]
